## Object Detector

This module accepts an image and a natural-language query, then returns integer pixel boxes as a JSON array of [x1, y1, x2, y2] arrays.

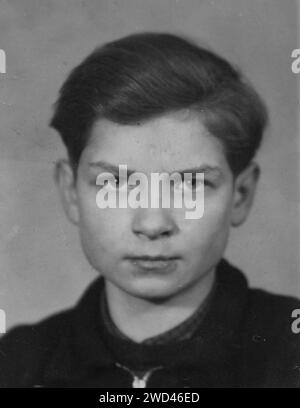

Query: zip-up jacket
[[0, 259, 299, 387]]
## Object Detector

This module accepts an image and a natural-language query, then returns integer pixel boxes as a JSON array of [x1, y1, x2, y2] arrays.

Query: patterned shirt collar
[[100, 276, 217, 345]]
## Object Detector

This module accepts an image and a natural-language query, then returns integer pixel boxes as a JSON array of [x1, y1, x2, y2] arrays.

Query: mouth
[[125, 255, 180, 272]]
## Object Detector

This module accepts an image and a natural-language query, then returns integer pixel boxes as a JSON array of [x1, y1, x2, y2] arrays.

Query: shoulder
[[218, 260, 300, 387], [0, 306, 73, 350], [0, 308, 74, 387], [244, 287, 300, 353], [0, 277, 104, 387], [241, 287, 300, 387], [244, 287, 300, 333], [219, 259, 300, 333]]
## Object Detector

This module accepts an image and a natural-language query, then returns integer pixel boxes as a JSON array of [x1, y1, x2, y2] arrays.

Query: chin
[[124, 278, 182, 301]]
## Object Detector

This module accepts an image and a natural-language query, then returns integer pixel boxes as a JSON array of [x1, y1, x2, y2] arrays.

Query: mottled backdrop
[[0, 0, 299, 330]]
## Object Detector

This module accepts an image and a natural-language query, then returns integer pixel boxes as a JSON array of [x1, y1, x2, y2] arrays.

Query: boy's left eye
[[174, 174, 212, 191], [183, 175, 203, 190]]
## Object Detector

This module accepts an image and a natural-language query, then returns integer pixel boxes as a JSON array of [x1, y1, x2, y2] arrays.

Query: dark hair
[[50, 32, 268, 175]]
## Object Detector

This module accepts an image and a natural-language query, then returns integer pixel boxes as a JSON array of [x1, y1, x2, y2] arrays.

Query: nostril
[[136, 227, 172, 240], [132, 211, 177, 239]]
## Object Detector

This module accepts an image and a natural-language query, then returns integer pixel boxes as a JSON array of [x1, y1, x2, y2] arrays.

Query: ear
[[231, 162, 260, 227], [54, 159, 80, 225]]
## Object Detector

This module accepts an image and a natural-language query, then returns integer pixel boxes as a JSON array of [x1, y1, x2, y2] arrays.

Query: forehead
[[80, 112, 229, 173]]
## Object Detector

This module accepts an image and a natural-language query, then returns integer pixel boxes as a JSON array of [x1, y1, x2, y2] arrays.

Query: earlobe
[[231, 162, 260, 227], [54, 159, 80, 225]]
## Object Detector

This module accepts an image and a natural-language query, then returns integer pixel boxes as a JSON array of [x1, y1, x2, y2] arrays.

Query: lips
[[126, 255, 179, 272]]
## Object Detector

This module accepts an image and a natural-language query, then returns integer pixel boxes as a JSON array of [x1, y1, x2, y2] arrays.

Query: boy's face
[[56, 112, 258, 300]]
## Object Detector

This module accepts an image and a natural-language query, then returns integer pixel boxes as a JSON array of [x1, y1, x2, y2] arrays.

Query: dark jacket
[[0, 260, 299, 388]]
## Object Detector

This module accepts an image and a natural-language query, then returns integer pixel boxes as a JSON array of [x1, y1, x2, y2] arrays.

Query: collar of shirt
[[100, 277, 217, 346]]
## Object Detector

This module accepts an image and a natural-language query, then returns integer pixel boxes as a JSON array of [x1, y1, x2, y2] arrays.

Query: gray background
[[0, 0, 299, 331]]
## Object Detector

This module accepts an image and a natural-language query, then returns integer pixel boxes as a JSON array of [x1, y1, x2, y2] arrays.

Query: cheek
[[76, 186, 130, 255], [180, 190, 233, 253], [81, 208, 129, 246], [78, 209, 132, 274]]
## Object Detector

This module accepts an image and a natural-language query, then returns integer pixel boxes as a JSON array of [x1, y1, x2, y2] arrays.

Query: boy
[[0, 32, 299, 388]]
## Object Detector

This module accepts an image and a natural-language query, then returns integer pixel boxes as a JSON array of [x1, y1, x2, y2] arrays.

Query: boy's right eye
[[103, 175, 118, 186], [96, 174, 128, 190], [104, 176, 121, 188]]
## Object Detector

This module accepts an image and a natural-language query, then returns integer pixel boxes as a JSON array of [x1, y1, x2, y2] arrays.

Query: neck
[[104, 269, 216, 343]]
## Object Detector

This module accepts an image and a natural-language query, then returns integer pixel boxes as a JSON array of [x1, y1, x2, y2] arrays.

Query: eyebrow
[[88, 160, 223, 177]]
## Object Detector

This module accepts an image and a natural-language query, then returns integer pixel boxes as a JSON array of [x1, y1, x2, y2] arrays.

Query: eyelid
[[176, 173, 214, 190]]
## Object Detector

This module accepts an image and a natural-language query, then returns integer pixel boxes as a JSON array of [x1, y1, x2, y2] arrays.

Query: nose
[[132, 208, 178, 240]]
